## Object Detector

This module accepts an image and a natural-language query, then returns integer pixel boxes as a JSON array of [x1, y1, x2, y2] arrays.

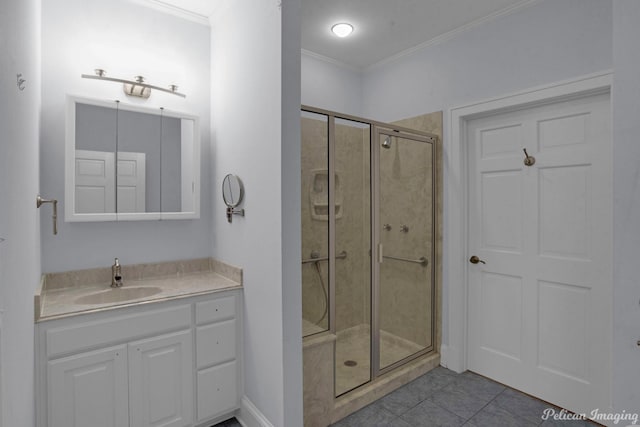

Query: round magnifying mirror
[[222, 174, 244, 208]]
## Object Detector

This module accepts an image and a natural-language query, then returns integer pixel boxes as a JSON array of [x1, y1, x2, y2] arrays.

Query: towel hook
[[523, 148, 536, 166]]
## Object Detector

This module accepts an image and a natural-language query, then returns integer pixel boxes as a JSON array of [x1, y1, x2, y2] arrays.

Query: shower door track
[[302, 105, 439, 396], [302, 105, 438, 144]]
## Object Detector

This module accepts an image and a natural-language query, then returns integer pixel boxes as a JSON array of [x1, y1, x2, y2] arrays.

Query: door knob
[[469, 255, 486, 265]]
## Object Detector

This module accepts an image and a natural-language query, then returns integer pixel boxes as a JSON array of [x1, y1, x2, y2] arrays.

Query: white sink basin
[[75, 287, 163, 305]]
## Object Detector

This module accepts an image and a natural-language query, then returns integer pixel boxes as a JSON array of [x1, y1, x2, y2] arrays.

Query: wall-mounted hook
[[400, 225, 409, 233], [383, 224, 392, 231], [523, 148, 536, 166], [17, 74, 26, 91]]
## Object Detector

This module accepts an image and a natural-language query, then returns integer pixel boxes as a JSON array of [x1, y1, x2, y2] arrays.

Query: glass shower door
[[376, 130, 435, 372], [301, 111, 330, 337], [334, 117, 371, 396]]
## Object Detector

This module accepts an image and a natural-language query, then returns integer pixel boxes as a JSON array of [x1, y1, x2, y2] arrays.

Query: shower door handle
[[378, 243, 383, 264]]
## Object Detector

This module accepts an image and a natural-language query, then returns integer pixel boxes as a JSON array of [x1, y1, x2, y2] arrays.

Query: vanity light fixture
[[81, 69, 186, 98], [331, 23, 354, 38]]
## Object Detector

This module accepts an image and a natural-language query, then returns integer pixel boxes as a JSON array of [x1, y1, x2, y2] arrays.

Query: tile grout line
[[457, 386, 507, 426]]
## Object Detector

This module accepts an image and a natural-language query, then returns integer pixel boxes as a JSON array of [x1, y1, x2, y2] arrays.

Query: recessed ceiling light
[[331, 23, 353, 38]]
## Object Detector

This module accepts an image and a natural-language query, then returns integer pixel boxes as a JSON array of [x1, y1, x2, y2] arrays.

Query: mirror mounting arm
[[226, 207, 245, 223]]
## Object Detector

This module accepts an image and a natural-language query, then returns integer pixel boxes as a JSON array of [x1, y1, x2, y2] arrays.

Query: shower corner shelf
[[309, 169, 342, 221], [310, 202, 343, 221]]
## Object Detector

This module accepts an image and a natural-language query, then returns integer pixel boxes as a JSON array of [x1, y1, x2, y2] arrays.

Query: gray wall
[[210, 0, 303, 424], [301, 51, 363, 116], [0, 0, 41, 425], [612, 0, 640, 414], [361, 0, 612, 122], [40, 0, 211, 273], [75, 104, 116, 152]]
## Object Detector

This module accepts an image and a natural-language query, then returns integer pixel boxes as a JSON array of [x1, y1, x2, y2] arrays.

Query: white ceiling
[[147, 0, 532, 69]]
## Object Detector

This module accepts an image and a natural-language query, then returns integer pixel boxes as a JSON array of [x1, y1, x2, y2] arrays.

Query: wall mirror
[[222, 174, 244, 208], [222, 174, 245, 223], [65, 95, 200, 221]]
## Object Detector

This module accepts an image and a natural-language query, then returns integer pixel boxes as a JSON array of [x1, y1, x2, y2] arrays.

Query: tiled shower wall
[[301, 117, 370, 333]]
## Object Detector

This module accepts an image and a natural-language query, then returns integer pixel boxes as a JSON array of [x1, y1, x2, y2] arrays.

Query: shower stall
[[301, 105, 440, 421]]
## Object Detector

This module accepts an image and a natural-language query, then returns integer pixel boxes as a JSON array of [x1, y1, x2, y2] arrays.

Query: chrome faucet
[[111, 258, 123, 288]]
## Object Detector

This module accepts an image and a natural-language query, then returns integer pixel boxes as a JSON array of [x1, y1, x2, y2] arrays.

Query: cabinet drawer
[[196, 320, 236, 368], [197, 361, 237, 421], [46, 305, 191, 358], [195, 296, 235, 325]]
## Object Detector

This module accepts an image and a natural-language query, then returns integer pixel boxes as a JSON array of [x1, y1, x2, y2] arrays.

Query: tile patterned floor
[[211, 417, 241, 427], [330, 367, 600, 427], [212, 367, 600, 427]]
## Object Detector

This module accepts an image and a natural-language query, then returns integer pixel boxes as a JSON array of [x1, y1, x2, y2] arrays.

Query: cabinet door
[[48, 345, 128, 427], [128, 330, 193, 427]]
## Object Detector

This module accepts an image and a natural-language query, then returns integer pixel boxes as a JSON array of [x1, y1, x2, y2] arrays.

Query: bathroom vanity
[[34, 258, 242, 427]]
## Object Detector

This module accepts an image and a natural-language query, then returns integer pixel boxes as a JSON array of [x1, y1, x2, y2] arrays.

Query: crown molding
[[301, 49, 363, 73], [129, 0, 211, 26]]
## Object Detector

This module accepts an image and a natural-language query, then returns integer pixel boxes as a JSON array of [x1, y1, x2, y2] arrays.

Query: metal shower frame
[[301, 105, 439, 395]]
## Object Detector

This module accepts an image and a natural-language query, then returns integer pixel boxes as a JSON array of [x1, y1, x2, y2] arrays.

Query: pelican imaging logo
[[541, 408, 639, 425]]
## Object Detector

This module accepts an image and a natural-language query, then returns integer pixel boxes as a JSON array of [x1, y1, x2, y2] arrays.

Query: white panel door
[[48, 345, 128, 427], [128, 330, 193, 427], [116, 152, 146, 213], [75, 149, 115, 214], [467, 93, 611, 415]]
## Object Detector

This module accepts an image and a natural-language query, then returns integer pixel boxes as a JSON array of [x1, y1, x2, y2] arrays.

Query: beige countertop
[[36, 258, 242, 322]]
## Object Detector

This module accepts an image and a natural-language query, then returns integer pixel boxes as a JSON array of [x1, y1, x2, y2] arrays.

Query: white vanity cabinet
[[48, 345, 129, 427], [36, 289, 242, 427], [195, 296, 238, 421], [128, 330, 193, 427]]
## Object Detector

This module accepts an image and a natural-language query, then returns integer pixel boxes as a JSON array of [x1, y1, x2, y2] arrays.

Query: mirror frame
[[65, 95, 201, 222], [222, 174, 244, 208]]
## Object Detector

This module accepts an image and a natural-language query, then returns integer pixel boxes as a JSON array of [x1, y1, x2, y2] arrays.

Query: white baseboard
[[439, 344, 449, 368], [237, 396, 274, 427], [440, 344, 465, 373]]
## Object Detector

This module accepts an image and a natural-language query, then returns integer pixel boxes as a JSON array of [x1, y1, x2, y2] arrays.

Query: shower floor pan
[[335, 324, 424, 396]]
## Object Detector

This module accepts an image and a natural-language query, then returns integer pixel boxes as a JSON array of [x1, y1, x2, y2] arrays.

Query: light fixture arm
[[81, 69, 186, 98]]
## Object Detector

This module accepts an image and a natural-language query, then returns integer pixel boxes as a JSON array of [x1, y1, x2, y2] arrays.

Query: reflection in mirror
[[222, 174, 243, 208], [116, 107, 161, 213], [74, 103, 117, 214], [66, 96, 200, 222]]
